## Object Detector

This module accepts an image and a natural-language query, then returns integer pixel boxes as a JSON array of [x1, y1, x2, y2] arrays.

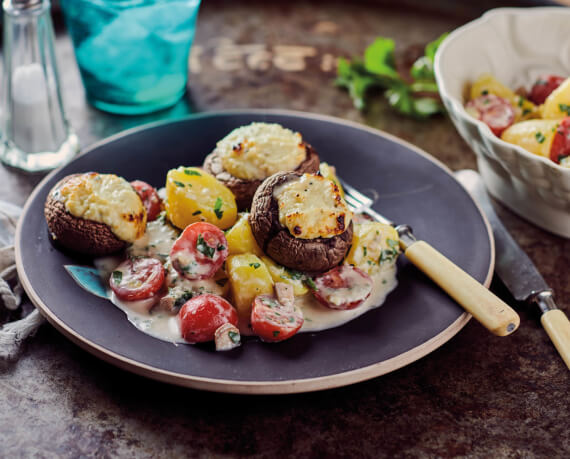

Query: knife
[[456, 169, 570, 369]]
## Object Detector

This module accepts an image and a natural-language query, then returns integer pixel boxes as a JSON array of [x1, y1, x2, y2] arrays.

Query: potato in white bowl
[[434, 7, 570, 238]]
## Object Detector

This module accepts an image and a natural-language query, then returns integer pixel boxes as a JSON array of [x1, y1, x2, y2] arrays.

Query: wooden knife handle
[[541, 309, 570, 369], [403, 240, 520, 336]]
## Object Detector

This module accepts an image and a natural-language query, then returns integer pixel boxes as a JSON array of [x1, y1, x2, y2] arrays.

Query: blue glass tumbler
[[61, 0, 201, 115]]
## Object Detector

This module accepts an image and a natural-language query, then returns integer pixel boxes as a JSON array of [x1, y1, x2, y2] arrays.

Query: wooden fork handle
[[398, 230, 520, 336]]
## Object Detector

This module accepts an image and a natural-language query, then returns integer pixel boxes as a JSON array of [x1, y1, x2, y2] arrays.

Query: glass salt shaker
[[1, 0, 79, 173]]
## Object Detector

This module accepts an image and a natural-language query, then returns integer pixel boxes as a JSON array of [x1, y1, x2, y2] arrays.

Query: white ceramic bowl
[[435, 7, 570, 238]]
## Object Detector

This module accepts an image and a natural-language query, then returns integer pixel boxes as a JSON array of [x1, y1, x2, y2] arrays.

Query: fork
[[340, 179, 520, 337]]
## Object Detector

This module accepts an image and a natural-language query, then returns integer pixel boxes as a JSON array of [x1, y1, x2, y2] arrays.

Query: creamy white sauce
[[95, 215, 399, 345], [110, 291, 185, 344], [128, 219, 179, 261], [299, 266, 397, 332]]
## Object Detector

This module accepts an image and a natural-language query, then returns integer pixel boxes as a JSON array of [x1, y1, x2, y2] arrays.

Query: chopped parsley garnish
[[249, 262, 261, 269], [522, 108, 532, 116], [517, 97, 524, 107], [196, 233, 215, 258], [217, 243, 225, 251], [284, 268, 304, 280], [481, 89, 489, 96], [387, 238, 399, 248], [273, 330, 280, 337], [184, 169, 202, 176], [535, 131, 546, 144], [180, 263, 197, 274], [363, 246, 367, 256], [174, 290, 194, 308], [173, 180, 186, 188], [192, 210, 202, 215], [214, 197, 224, 219], [112, 271, 122, 284], [559, 104, 570, 116], [228, 331, 240, 343], [379, 246, 399, 264], [304, 277, 318, 291]]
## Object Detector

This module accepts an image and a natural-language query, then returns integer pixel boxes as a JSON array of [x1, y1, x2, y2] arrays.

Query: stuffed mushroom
[[249, 171, 353, 273], [203, 122, 320, 210], [44, 172, 146, 255]]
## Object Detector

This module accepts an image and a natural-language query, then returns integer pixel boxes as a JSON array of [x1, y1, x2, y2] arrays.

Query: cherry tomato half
[[109, 257, 165, 301], [251, 294, 304, 342], [170, 222, 229, 280], [465, 94, 515, 137], [550, 117, 570, 164], [178, 294, 238, 343], [131, 180, 162, 221], [312, 265, 373, 310], [528, 75, 565, 105]]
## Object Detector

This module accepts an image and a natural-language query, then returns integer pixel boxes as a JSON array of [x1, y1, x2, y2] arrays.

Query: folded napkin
[[0, 201, 44, 360]]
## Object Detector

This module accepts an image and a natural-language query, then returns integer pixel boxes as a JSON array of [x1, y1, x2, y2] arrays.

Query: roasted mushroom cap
[[203, 142, 320, 211], [249, 172, 353, 273], [44, 174, 140, 256]]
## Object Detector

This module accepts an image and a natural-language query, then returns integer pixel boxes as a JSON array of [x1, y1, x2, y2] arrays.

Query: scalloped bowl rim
[[434, 6, 570, 177]]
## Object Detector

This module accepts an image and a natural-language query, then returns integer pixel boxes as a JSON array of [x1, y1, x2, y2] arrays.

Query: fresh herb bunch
[[335, 33, 448, 118]]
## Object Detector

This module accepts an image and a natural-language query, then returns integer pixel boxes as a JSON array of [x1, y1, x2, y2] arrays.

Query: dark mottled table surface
[[1, 1, 568, 457]]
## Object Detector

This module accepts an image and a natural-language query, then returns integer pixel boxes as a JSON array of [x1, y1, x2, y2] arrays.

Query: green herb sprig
[[335, 33, 448, 118]]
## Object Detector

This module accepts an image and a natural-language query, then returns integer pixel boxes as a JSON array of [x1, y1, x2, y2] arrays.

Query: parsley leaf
[[184, 169, 202, 176], [364, 38, 400, 81], [304, 277, 318, 291], [196, 233, 215, 258], [214, 197, 224, 219], [173, 180, 186, 188], [249, 262, 261, 269], [335, 32, 447, 118], [559, 104, 570, 116], [535, 131, 546, 144], [112, 271, 122, 284], [228, 331, 240, 344]]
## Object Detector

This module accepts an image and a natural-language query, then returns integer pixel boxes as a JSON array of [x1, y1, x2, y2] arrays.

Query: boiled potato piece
[[344, 221, 400, 275], [470, 73, 537, 121], [319, 162, 345, 198], [500, 119, 558, 158], [261, 256, 308, 296], [227, 254, 274, 319], [165, 166, 237, 230], [541, 78, 570, 119], [225, 213, 263, 256]]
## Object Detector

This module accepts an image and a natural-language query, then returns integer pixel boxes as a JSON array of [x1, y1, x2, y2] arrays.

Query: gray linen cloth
[[0, 201, 44, 360]]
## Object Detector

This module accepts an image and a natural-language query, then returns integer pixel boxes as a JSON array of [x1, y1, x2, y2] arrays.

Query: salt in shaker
[[1, 0, 79, 172]]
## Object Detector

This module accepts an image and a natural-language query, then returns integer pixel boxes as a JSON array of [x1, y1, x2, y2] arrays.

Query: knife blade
[[455, 169, 570, 369]]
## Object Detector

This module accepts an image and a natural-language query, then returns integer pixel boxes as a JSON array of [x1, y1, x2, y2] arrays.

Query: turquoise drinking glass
[[61, 0, 201, 115]]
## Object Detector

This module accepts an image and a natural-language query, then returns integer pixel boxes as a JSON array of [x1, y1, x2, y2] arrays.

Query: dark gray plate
[[16, 110, 492, 394]]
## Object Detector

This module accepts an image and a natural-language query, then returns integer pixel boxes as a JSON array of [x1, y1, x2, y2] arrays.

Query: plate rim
[[15, 109, 494, 394]]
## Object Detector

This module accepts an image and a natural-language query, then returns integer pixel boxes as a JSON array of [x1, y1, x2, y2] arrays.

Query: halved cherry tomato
[[550, 117, 570, 164], [528, 75, 565, 105], [170, 222, 228, 280], [465, 94, 515, 137], [178, 294, 238, 343], [109, 257, 165, 301], [251, 294, 304, 342], [131, 180, 162, 221], [312, 265, 373, 310]]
